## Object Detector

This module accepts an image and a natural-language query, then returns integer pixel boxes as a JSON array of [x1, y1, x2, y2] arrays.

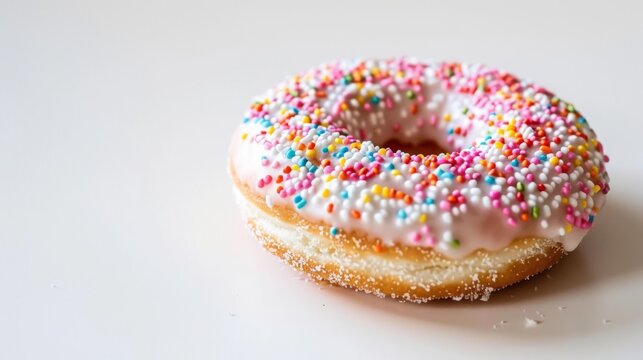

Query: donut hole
[[380, 139, 448, 156]]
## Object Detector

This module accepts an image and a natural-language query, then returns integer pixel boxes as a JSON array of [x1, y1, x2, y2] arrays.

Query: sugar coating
[[232, 58, 610, 258]]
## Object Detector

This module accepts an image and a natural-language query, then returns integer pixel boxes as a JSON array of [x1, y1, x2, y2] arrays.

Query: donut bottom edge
[[231, 170, 568, 302]]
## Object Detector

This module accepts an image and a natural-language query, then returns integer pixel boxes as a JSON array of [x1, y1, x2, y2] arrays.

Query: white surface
[[2, 0, 643, 358]]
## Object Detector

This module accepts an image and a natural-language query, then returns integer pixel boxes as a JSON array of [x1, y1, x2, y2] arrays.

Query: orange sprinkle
[[326, 203, 334, 213], [350, 210, 361, 219]]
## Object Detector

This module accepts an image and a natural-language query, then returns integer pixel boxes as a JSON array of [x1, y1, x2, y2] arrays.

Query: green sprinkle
[[406, 90, 416, 100], [567, 104, 575, 112], [516, 181, 525, 192], [450, 239, 460, 249], [531, 206, 540, 219], [462, 107, 469, 115]]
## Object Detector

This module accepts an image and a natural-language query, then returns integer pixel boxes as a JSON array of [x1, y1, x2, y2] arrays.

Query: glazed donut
[[229, 58, 610, 301]]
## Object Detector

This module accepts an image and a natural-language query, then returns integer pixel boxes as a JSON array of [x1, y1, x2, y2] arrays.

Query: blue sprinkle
[[330, 227, 338, 236], [448, 127, 454, 135], [242, 117, 249, 123], [341, 190, 349, 199], [425, 198, 435, 205], [589, 215, 595, 223], [298, 158, 308, 166], [441, 172, 455, 180], [322, 147, 329, 153], [485, 175, 496, 185], [397, 209, 407, 220], [291, 107, 299, 115], [579, 117, 587, 124], [387, 163, 395, 170], [293, 195, 302, 204], [371, 96, 380, 105], [308, 165, 318, 173], [285, 149, 296, 159], [511, 159, 519, 167], [296, 199, 307, 209], [539, 154, 547, 162]]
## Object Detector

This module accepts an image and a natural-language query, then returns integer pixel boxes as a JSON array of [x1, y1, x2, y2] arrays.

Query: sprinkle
[[330, 227, 338, 236]]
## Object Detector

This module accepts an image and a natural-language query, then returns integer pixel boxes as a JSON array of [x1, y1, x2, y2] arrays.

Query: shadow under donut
[[322, 191, 643, 339]]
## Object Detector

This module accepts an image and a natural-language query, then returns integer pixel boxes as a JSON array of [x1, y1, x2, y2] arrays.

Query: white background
[[2, 0, 643, 358]]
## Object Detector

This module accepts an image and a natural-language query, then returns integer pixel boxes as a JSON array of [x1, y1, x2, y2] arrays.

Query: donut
[[229, 58, 610, 302]]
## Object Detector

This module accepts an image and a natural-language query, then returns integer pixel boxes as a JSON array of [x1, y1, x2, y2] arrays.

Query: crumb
[[492, 324, 498, 330], [558, 306, 567, 310], [50, 283, 58, 289], [603, 319, 611, 325], [546, 274, 552, 279], [534, 286, 538, 292], [228, 312, 238, 317], [524, 317, 542, 328], [500, 320, 508, 324]]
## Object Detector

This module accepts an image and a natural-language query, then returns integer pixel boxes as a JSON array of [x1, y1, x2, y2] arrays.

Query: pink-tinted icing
[[229, 58, 610, 259]]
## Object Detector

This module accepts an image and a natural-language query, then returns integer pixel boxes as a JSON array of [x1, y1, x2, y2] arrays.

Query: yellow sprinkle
[[443, 113, 452, 122], [495, 142, 503, 149], [562, 197, 569, 205], [378, 148, 387, 156], [565, 224, 573, 233], [496, 113, 503, 120], [419, 213, 427, 223], [314, 109, 321, 116], [574, 159, 581, 166], [550, 156, 559, 165], [305, 149, 315, 158], [581, 200, 587, 208], [593, 185, 601, 194], [293, 136, 301, 143], [339, 158, 346, 166], [382, 187, 390, 198], [335, 138, 342, 144], [327, 144, 336, 152], [302, 116, 311, 124], [322, 188, 330, 198], [340, 103, 348, 111], [325, 175, 334, 182], [241, 133, 248, 140], [292, 164, 300, 171], [391, 169, 401, 176], [362, 195, 371, 203], [372, 184, 382, 195], [267, 127, 275, 135]]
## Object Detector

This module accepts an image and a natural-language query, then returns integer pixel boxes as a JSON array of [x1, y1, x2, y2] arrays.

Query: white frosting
[[229, 59, 610, 259]]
